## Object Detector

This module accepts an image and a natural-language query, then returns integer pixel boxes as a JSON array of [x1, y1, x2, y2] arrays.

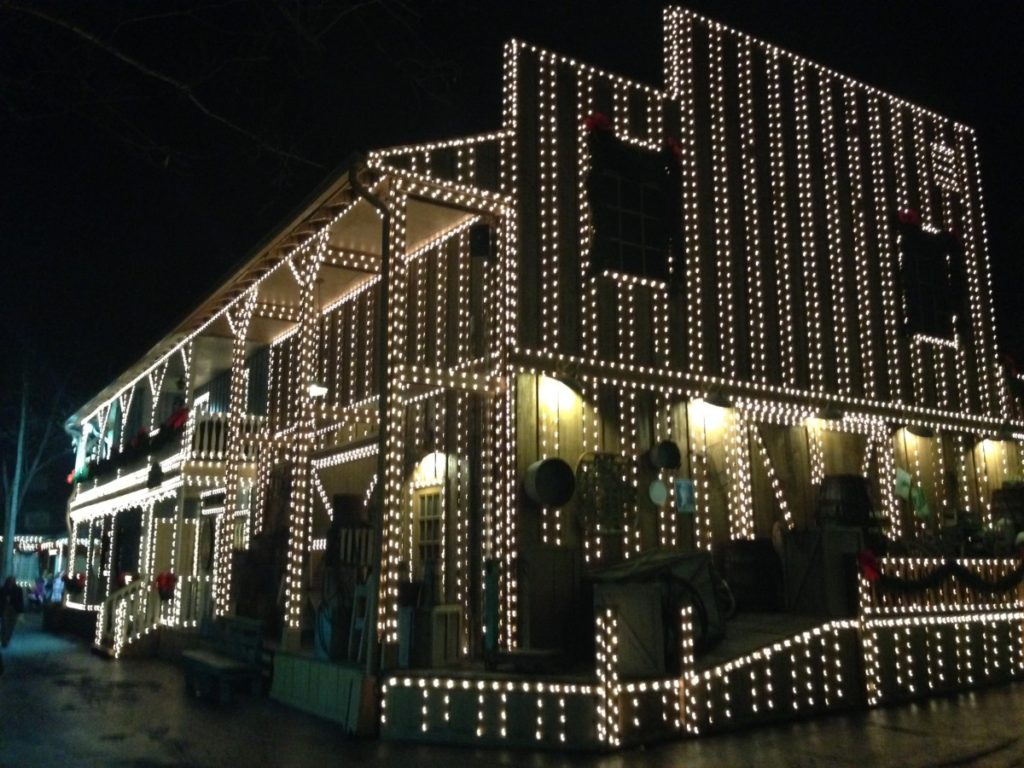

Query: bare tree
[[1, 374, 69, 578]]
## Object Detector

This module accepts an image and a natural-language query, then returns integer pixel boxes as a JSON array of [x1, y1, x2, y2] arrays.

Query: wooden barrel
[[817, 474, 872, 528], [648, 440, 682, 470]]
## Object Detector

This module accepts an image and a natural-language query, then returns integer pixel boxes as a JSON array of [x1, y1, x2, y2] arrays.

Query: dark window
[[194, 368, 230, 413], [247, 346, 269, 415], [586, 132, 682, 281], [896, 221, 968, 338], [124, 391, 144, 439]]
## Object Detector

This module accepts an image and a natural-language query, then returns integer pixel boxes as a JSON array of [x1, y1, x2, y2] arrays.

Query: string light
[[767, 47, 796, 388], [66, 5, 1024, 749], [738, 36, 766, 384], [866, 94, 902, 402], [793, 61, 823, 393], [709, 25, 736, 380]]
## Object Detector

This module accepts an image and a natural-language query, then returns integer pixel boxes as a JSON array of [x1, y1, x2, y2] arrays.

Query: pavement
[[2, 613, 1024, 767]]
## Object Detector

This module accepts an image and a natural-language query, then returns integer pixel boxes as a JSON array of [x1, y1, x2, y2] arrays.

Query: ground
[[1, 613, 1023, 767]]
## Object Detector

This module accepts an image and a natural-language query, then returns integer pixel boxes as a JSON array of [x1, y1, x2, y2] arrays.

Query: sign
[[675, 479, 695, 514]]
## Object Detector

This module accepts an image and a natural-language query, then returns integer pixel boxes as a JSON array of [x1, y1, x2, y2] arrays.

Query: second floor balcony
[[69, 411, 266, 512]]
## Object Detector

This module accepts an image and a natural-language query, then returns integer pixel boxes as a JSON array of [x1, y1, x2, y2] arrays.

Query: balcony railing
[[190, 412, 265, 462]]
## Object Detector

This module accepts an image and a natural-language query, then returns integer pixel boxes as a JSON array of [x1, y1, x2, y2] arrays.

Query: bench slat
[[182, 616, 266, 704]]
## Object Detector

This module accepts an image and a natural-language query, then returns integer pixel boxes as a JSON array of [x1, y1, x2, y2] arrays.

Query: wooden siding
[[507, 14, 1003, 419]]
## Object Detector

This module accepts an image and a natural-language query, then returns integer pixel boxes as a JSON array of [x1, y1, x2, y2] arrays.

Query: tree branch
[[19, 415, 57, 508], [313, 0, 382, 42], [4, 2, 322, 169], [110, 0, 250, 35]]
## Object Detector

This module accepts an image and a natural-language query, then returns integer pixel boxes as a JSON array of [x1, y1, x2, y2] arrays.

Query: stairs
[[93, 577, 162, 659]]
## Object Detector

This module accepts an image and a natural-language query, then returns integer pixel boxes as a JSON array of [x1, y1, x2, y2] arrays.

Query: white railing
[[96, 577, 161, 659], [96, 573, 213, 658], [191, 413, 265, 462]]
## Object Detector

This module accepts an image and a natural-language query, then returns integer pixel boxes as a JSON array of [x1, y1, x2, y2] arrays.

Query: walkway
[[1, 613, 1023, 767]]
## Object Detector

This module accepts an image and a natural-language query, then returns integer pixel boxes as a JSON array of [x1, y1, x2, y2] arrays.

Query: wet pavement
[[2, 613, 1024, 767]]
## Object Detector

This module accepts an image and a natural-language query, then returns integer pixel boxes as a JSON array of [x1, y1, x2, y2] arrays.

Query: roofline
[[70, 152, 365, 425]]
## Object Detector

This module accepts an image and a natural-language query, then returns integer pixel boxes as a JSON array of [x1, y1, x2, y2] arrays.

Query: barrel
[[648, 440, 682, 470], [524, 458, 575, 507], [817, 474, 873, 528], [722, 538, 783, 612]]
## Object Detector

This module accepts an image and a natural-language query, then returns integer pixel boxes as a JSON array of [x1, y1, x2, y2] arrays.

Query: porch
[[380, 555, 1024, 750]]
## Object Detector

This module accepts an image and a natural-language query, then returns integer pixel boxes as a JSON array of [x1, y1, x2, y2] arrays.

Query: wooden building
[[65, 7, 1024, 749]]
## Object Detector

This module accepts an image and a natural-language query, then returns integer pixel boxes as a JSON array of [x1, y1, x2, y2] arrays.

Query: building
[[64, 7, 1024, 750]]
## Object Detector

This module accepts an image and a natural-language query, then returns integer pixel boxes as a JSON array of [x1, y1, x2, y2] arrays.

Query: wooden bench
[[181, 616, 264, 704]]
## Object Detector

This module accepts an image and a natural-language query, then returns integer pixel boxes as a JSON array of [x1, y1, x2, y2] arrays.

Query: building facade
[[65, 7, 1024, 749]]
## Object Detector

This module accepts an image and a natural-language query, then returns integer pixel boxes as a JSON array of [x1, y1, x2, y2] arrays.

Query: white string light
[[66, 6, 1024, 746]]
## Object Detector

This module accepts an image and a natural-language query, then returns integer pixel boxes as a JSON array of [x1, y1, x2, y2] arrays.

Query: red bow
[[664, 135, 683, 160], [897, 208, 922, 226], [857, 550, 881, 582], [583, 111, 612, 132]]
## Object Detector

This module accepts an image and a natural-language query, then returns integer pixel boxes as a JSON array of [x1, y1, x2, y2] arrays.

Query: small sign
[[675, 479, 695, 514]]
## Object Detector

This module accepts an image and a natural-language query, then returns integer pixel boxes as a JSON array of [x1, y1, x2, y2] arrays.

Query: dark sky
[[2, 1, 1021, 412]]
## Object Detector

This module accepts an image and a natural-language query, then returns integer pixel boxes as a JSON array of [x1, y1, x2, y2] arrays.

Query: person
[[28, 575, 46, 611], [1, 576, 25, 648]]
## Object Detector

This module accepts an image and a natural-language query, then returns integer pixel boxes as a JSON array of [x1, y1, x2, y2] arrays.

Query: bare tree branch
[[313, 0, 381, 42], [19, 392, 63, 509], [3, 2, 323, 169], [272, 0, 325, 53], [110, 0, 251, 35]]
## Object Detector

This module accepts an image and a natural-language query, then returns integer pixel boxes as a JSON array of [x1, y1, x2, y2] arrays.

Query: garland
[[859, 550, 1024, 596]]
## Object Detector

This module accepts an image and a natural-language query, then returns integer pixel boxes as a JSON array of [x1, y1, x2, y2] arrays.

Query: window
[[247, 347, 269, 415], [896, 220, 968, 339], [414, 488, 442, 601], [930, 141, 959, 194], [193, 369, 230, 413], [586, 132, 682, 281]]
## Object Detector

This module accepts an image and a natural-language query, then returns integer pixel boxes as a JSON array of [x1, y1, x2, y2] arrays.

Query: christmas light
[[64, 5, 1024, 750]]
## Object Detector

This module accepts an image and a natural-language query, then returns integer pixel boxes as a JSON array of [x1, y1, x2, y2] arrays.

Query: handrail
[[95, 577, 160, 658], [191, 412, 266, 462], [95, 573, 213, 658]]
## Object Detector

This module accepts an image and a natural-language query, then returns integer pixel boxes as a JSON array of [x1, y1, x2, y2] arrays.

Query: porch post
[[213, 293, 258, 617], [172, 342, 194, 579], [281, 242, 326, 650]]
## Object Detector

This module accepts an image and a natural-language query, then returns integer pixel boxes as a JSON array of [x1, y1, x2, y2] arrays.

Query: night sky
[[2, 1, 1022, 412]]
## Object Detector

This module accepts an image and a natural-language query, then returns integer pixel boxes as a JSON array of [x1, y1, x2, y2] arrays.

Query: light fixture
[[703, 389, 732, 409], [814, 403, 845, 421], [905, 424, 935, 439]]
